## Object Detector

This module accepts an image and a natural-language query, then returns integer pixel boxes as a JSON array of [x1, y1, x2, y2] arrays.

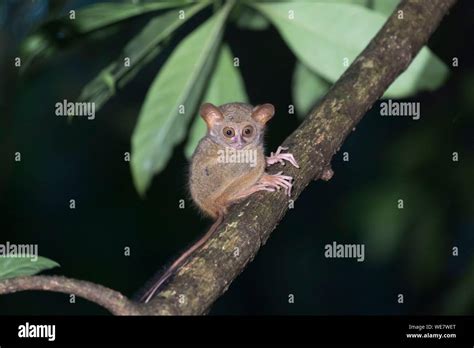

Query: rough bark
[[0, 0, 457, 315]]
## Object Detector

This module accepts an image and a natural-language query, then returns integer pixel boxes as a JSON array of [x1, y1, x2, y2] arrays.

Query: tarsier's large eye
[[242, 125, 254, 137], [223, 127, 235, 138]]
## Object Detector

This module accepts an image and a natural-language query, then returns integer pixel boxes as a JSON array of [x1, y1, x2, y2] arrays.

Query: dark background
[[0, 0, 473, 315]]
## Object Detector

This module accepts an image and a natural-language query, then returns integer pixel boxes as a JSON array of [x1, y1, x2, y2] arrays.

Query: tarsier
[[140, 102, 299, 303]]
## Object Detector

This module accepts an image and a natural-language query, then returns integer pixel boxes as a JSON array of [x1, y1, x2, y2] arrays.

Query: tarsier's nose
[[232, 135, 246, 149]]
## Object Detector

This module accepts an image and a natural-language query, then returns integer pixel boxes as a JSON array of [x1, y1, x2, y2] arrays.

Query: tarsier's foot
[[233, 172, 294, 200], [266, 146, 300, 168], [232, 182, 276, 201], [258, 172, 294, 197]]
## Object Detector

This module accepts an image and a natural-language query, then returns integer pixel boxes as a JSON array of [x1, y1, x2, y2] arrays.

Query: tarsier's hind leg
[[258, 172, 294, 196], [232, 181, 276, 201], [234, 147, 299, 200], [233, 171, 295, 200]]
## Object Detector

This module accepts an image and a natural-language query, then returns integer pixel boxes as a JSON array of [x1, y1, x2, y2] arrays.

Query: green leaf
[[184, 44, 249, 158], [19, 1, 195, 72], [253, 2, 449, 98], [327, 0, 400, 16], [292, 61, 330, 119], [369, 0, 400, 16], [291, 0, 393, 119], [78, 2, 209, 111], [0, 257, 60, 281], [131, 2, 235, 196], [69, 1, 195, 34], [310, 0, 370, 5], [316, 0, 399, 14], [235, 5, 270, 30]]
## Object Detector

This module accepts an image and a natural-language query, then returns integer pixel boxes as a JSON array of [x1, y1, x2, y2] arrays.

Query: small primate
[[140, 102, 299, 303]]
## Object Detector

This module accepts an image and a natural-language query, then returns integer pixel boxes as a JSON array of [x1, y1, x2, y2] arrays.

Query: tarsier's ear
[[200, 103, 224, 128], [251, 103, 275, 125]]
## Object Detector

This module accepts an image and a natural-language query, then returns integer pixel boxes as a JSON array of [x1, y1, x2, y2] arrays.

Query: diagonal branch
[[143, 0, 457, 315], [0, 0, 457, 315]]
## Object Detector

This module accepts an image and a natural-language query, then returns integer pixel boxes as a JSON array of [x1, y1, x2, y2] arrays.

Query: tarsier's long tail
[[140, 213, 224, 303]]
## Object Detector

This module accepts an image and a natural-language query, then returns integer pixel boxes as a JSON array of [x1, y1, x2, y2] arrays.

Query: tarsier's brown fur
[[140, 102, 298, 303], [189, 103, 267, 218]]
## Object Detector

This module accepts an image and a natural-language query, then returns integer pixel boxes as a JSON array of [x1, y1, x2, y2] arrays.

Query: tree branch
[[143, 0, 457, 315], [0, 0, 456, 315], [0, 276, 141, 315]]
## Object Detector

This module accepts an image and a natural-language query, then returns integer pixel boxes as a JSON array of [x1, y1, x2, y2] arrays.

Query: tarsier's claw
[[266, 146, 300, 168]]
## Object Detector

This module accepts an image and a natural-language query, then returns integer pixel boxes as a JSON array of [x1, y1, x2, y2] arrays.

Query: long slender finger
[[275, 174, 293, 181], [256, 184, 275, 193], [273, 178, 291, 194], [276, 146, 288, 155], [276, 176, 293, 196], [279, 154, 299, 168]]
